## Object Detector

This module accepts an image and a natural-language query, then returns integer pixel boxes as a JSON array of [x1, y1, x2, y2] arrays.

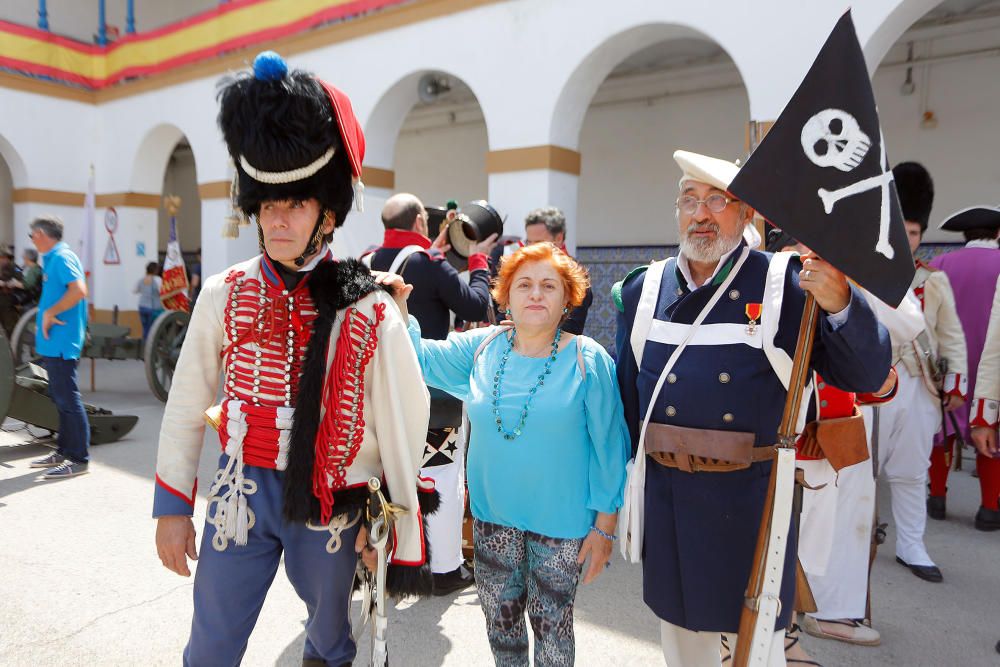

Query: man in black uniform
[[363, 191, 496, 593]]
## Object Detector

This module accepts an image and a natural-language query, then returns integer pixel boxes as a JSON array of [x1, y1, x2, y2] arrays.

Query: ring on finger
[[803, 270, 811, 280]]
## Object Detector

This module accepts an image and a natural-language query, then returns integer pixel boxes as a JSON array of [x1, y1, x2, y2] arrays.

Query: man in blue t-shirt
[[27, 215, 90, 479]]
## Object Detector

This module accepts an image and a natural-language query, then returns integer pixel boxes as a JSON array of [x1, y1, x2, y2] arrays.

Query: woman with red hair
[[383, 242, 629, 666]]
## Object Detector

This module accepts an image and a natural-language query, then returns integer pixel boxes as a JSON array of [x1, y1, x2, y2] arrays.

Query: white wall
[[394, 118, 489, 210]]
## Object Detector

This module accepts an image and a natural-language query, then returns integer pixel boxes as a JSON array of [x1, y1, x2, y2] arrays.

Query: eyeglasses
[[676, 194, 734, 215]]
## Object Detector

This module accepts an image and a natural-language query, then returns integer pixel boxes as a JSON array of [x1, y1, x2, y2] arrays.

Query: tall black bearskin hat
[[892, 161, 934, 231], [217, 51, 366, 234]]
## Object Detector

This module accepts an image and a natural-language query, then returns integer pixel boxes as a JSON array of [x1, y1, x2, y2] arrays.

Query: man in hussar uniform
[[872, 162, 966, 584], [929, 206, 1000, 531], [153, 52, 434, 666], [614, 150, 890, 666]]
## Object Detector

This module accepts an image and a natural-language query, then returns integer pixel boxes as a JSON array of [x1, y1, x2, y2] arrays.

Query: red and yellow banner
[[0, 0, 408, 90]]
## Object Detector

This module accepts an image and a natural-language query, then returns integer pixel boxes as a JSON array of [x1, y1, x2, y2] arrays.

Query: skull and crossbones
[[800, 108, 895, 260]]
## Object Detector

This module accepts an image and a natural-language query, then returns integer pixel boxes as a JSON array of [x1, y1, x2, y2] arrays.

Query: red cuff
[[971, 398, 999, 429], [942, 373, 967, 399], [468, 253, 488, 273]]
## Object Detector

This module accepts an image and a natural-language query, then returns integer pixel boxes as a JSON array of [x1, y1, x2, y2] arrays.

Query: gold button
[[817, 381, 826, 390], [666, 406, 677, 417], [723, 413, 734, 423], [667, 373, 677, 384], [820, 400, 828, 408], [719, 372, 731, 384], [729, 289, 740, 300]]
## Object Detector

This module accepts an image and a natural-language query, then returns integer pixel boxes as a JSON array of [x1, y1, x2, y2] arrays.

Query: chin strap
[[293, 211, 329, 267], [256, 210, 330, 266]]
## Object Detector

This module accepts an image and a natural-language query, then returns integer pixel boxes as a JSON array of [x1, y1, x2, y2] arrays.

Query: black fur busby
[[892, 161, 934, 231], [217, 52, 359, 229]]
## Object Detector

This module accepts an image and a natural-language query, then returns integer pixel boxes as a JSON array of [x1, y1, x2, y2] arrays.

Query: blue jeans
[[42, 356, 90, 463], [139, 307, 162, 340]]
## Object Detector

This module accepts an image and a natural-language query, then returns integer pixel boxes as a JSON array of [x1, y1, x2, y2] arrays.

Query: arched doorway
[[157, 138, 201, 272], [871, 0, 1000, 250], [556, 27, 750, 347], [394, 72, 489, 211], [356, 70, 490, 258], [0, 152, 11, 250]]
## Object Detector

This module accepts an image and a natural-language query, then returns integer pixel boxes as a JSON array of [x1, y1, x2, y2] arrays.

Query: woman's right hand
[[371, 271, 413, 319]]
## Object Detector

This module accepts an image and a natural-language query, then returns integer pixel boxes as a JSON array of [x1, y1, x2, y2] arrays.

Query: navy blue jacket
[[364, 230, 492, 341], [614, 245, 890, 632]]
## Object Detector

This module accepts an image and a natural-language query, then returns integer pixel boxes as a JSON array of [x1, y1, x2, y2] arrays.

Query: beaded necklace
[[492, 327, 562, 441]]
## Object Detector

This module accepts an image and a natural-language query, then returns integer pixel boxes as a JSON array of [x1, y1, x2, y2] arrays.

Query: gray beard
[[679, 222, 744, 264]]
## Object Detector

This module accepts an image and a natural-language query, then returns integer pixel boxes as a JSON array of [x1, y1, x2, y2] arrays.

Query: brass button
[[817, 381, 826, 390], [723, 413, 734, 423], [719, 372, 731, 384], [820, 400, 828, 408], [729, 289, 740, 300], [667, 373, 677, 384], [665, 406, 677, 417]]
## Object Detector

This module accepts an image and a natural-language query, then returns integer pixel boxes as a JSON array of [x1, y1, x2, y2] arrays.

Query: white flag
[[81, 165, 95, 278]]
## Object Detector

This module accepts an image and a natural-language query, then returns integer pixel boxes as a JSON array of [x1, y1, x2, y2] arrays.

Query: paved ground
[[1, 359, 997, 666]]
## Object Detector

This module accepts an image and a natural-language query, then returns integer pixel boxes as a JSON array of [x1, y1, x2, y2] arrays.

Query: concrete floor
[[0, 359, 997, 666]]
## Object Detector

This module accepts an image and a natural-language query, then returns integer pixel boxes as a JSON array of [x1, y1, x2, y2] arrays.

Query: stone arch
[[550, 23, 751, 150], [0, 133, 24, 248], [863, 0, 945, 70], [364, 69, 492, 170], [0, 133, 28, 189]]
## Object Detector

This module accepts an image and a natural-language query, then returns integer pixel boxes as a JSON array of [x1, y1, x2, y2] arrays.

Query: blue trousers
[[185, 458, 361, 667], [41, 356, 89, 463], [138, 307, 161, 340]]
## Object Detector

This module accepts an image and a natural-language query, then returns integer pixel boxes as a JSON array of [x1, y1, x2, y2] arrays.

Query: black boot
[[927, 495, 946, 520], [974, 506, 1000, 531]]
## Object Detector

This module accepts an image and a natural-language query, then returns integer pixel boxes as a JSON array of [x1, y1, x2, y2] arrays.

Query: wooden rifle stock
[[733, 294, 819, 666]]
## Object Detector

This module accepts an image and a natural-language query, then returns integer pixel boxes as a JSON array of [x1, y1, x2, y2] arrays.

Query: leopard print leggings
[[473, 519, 584, 667]]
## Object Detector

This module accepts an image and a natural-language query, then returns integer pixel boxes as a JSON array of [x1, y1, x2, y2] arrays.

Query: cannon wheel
[[10, 306, 39, 366], [144, 309, 189, 403]]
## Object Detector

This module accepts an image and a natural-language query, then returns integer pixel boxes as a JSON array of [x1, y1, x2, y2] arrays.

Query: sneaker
[[41, 461, 89, 479], [432, 563, 475, 596], [30, 452, 65, 469]]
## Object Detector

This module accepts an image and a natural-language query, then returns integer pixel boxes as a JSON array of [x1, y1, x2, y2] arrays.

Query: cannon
[[0, 327, 138, 444], [9, 306, 189, 402]]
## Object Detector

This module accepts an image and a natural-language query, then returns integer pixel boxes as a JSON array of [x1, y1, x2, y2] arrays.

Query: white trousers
[[872, 367, 939, 566], [659, 621, 785, 667], [801, 424, 876, 620], [420, 428, 466, 574]]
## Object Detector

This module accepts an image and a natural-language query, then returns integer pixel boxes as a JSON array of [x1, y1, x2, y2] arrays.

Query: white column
[[487, 170, 580, 253], [200, 198, 258, 280], [332, 185, 390, 260]]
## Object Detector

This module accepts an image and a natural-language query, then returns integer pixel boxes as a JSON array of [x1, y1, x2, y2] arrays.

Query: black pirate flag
[[729, 10, 914, 306]]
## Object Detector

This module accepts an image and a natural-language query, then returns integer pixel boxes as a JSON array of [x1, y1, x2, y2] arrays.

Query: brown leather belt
[[644, 422, 775, 473]]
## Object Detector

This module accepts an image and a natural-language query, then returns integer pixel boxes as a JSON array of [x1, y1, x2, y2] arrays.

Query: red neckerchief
[[382, 229, 432, 250]]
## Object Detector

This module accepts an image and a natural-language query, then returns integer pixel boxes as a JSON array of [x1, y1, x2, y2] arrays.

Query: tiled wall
[[576, 242, 964, 354]]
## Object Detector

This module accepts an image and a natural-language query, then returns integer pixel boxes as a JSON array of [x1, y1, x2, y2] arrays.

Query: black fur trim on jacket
[[283, 258, 383, 523]]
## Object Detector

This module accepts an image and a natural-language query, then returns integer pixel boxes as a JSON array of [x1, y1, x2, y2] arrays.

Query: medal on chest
[[745, 302, 762, 336]]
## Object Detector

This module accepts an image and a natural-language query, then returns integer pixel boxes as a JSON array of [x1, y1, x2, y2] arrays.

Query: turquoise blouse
[[408, 318, 630, 539]]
